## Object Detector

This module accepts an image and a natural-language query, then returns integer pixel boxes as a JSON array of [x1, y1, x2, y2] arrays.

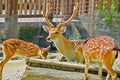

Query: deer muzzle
[[46, 37, 52, 42]]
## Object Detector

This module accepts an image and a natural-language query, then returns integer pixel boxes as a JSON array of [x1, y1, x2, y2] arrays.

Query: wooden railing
[[0, 0, 119, 18], [0, 0, 95, 18]]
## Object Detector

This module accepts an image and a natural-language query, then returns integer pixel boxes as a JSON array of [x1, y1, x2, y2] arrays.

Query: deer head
[[43, 3, 79, 42]]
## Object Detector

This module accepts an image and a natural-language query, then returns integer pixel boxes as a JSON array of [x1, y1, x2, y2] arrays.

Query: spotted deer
[[77, 36, 119, 80], [42, 3, 84, 62], [0, 39, 50, 80]]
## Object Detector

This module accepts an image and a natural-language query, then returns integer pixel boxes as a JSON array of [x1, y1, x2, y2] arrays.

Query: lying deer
[[0, 39, 50, 80], [42, 3, 84, 63], [76, 36, 119, 80]]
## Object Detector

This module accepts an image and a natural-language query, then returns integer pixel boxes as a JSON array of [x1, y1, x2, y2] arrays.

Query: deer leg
[[0, 48, 14, 80], [98, 61, 103, 80], [59, 56, 67, 62], [76, 50, 84, 63], [84, 57, 89, 80], [0, 56, 13, 80], [104, 62, 117, 80], [105, 53, 115, 80], [106, 74, 111, 80], [102, 52, 117, 80]]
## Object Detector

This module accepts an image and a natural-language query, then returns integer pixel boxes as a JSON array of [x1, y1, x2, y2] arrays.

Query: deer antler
[[43, 3, 54, 28], [60, 3, 79, 26]]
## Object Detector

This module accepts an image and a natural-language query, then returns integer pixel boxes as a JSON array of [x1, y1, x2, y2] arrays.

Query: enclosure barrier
[[28, 58, 120, 76], [0, 0, 119, 17]]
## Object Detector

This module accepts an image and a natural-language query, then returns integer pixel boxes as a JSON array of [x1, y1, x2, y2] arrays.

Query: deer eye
[[55, 32, 58, 34]]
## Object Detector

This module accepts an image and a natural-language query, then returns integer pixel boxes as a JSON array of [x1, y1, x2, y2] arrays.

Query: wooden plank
[[107, 0, 111, 16], [5, 0, 13, 16], [53, 0, 56, 14], [18, 14, 43, 18], [0, 0, 3, 14], [56, 0, 59, 16], [81, 0, 86, 14], [46, 0, 48, 4], [33, 0, 37, 15], [19, 0, 23, 15], [13, 0, 18, 15], [64, 0, 67, 15], [99, 0, 103, 18], [5, 0, 7, 15], [60, 0, 64, 15], [38, 0, 42, 14], [28, 58, 120, 75], [43, 0, 46, 15], [68, 0, 72, 15], [88, 0, 92, 15], [24, 0, 27, 15], [79, 0, 82, 14], [29, 0, 32, 15]]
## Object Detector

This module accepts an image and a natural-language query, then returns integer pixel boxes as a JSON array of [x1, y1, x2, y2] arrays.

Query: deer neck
[[53, 34, 76, 61], [54, 35, 73, 51]]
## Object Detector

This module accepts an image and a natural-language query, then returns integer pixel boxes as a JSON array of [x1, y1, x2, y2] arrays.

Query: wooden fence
[[0, 0, 117, 17], [0, 0, 119, 18], [0, 0, 119, 39]]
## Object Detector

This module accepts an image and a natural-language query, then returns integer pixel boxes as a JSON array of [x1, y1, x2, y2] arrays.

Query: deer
[[76, 36, 119, 80], [42, 3, 84, 63], [0, 38, 50, 80]]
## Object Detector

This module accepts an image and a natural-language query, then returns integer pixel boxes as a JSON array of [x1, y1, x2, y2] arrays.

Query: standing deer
[[77, 36, 118, 80], [42, 3, 84, 63], [0, 39, 50, 80]]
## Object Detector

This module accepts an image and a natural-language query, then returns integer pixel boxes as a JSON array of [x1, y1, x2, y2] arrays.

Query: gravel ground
[[22, 67, 106, 80], [2, 60, 27, 80], [2, 59, 120, 80]]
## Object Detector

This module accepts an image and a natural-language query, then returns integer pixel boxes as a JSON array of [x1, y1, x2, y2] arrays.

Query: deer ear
[[61, 26, 66, 33], [42, 25, 50, 33]]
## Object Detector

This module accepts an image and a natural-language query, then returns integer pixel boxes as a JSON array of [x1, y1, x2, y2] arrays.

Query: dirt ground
[[2, 59, 120, 80], [22, 66, 120, 80], [2, 60, 27, 80]]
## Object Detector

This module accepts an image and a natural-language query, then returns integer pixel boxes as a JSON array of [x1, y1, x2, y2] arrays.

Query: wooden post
[[38, 0, 42, 14], [81, 0, 86, 14], [56, 0, 59, 16], [29, 0, 32, 15], [107, 0, 111, 16], [33, 0, 37, 15], [68, 0, 72, 15], [60, 0, 64, 15], [5, 0, 12, 16], [78, 0, 82, 15], [88, 0, 95, 37], [0, 0, 3, 15], [4, 0, 19, 39], [99, 0, 103, 18], [24, 0, 27, 15], [19, 0, 23, 15]]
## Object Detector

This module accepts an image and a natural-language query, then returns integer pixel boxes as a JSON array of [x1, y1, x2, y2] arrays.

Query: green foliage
[[95, 0, 120, 43], [19, 27, 36, 42]]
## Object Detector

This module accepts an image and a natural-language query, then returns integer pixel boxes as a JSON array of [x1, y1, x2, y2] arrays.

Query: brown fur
[[0, 39, 49, 80], [79, 36, 118, 80], [43, 25, 85, 62], [42, 3, 84, 62]]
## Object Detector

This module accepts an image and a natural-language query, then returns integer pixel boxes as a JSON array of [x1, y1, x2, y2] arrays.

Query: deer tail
[[113, 43, 120, 58]]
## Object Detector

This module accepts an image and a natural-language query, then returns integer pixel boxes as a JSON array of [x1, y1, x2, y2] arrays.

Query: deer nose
[[46, 37, 51, 41]]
